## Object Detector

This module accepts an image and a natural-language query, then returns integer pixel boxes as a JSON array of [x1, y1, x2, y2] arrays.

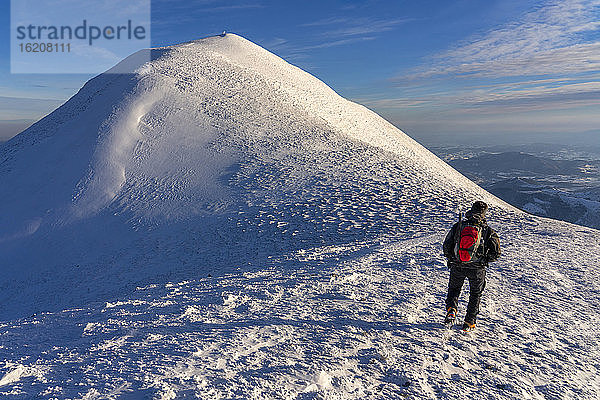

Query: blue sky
[[1, 0, 598, 146]]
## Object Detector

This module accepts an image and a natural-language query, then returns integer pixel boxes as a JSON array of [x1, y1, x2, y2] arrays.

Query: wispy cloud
[[322, 18, 407, 38], [301, 36, 377, 50], [300, 17, 353, 27], [361, 77, 600, 114], [403, 0, 600, 80], [307, 16, 408, 41], [354, 97, 431, 108], [268, 16, 406, 62], [379, 0, 600, 126], [456, 81, 600, 105]]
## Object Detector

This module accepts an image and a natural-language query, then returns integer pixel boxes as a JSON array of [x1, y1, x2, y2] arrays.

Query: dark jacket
[[443, 210, 501, 268]]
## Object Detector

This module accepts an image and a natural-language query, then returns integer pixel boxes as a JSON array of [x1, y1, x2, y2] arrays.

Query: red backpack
[[454, 216, 484, 263]]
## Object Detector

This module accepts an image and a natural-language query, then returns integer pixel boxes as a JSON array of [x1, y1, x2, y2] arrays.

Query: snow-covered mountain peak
[[1, 33, 494, 239]]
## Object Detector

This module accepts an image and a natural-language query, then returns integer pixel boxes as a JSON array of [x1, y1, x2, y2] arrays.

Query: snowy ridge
[[0, 34, 599, 399]]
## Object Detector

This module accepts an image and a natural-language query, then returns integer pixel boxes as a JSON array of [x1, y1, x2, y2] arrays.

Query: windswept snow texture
[[1, 34, 599, 399]]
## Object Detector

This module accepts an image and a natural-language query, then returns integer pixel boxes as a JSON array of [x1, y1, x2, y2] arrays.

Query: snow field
[[1, 215, 599, 399]]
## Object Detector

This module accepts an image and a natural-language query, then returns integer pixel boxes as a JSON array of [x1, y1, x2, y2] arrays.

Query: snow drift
[[0, 34, 599, 399]]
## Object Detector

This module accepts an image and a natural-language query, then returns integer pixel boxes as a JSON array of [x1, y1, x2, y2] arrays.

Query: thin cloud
[[408, 42, 600, 80], [263, 37, 288, 48], [265, 36, 378, 64], [323, 18, 407, 38], [304, 16, 408, 39], [300, 17, 354, 27], [381, 0, 600, 125], [402, 0, 600, 80], [458, 81, 600, 104], [303, 36, 377, 50], [354, 98, 431, 108], [272, 16, 406, 61], [359, 79, 600, 115], [450, 74, 600, 92]]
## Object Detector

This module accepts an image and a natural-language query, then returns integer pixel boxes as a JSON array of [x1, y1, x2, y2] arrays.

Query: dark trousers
[[445, 266, 486, 324]]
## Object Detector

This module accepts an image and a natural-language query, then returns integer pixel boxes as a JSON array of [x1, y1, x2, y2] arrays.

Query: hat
[[471, 201, 488, 214]]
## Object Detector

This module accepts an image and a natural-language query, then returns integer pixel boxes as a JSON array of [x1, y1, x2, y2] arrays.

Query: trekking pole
[[451, 209, 462, 261]]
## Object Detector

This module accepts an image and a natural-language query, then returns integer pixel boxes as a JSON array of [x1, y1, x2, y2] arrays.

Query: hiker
[[443, 201, 500, 332]]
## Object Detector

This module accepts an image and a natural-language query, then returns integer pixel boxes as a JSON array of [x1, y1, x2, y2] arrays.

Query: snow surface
[[1, 34, 599, 399]]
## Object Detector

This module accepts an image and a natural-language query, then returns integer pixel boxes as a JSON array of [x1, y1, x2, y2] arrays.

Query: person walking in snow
[[443, 201, 500, 332]]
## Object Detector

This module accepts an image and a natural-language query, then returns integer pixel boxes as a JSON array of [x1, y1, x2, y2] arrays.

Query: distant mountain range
[[447, 151, 600, 229], [449, 151, 592, 176]]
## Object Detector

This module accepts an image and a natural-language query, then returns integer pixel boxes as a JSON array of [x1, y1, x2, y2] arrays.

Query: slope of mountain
[[0, 34, 599, 399]]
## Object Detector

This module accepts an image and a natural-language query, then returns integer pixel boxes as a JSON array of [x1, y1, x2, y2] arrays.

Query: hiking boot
[[444, 307, 457, 325], [461, 321, 476, 332]]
